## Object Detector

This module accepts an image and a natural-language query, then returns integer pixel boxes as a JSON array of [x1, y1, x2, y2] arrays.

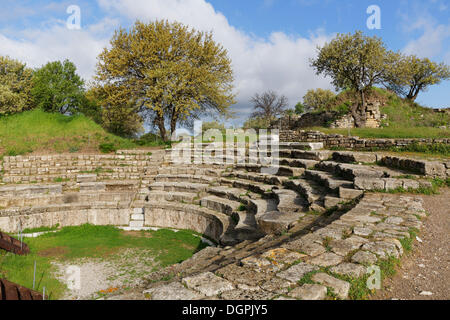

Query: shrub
[[99, 143, 117, 154]]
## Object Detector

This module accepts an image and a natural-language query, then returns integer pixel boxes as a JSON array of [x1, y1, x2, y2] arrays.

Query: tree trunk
[[351, 90, 367, 128], [156, 115, 167, 142]]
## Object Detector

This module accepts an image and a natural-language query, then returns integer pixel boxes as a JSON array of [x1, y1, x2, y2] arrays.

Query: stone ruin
[[272, 101, 385, 130], [0, 139, 448, 300]]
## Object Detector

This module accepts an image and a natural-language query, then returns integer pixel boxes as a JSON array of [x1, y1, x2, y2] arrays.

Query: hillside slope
[[0, 109, 137, 157]]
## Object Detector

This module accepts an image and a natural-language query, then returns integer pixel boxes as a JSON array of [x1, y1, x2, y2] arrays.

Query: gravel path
[[53, 248, 159, 300], [372, 188, 450, 300]]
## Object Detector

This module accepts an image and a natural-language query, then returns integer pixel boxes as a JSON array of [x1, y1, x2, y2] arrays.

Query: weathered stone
[[216, 264, 271, 287], [330, 263, 367, 278], [261, 248, 306, 267], [361, 241, 399, 259], [311, 273, 350, 299], [308, 252, 344, 267], [220, 289, 275, 300], [354, 178, 385, 190], [288, 284, 327, 300], [240, 255, 280, 273], [277, 263, 319, 283], [351, 251, 378, 265], [353, 227, 373, 237], [182, 272, 234, 297], [144, 282, 204, 300], [260, 277, 295, 295]]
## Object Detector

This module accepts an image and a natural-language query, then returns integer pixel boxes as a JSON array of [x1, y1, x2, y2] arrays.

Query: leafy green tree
[[243, 116, 271, 129], [31, 59, 85, 114], [95, 20, 235, 141], [311, 31, 392, 127], [385, 54, 450, 101], [294, 102, 305, 115], [0, 56, 34, 115], [302, 88, 336, 112]]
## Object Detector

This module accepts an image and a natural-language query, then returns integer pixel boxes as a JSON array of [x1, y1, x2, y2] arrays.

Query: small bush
[[99, 143, 117, 154]]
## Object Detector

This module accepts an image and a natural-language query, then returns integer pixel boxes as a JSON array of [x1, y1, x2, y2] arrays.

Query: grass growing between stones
[[0, 224, 209, 300]]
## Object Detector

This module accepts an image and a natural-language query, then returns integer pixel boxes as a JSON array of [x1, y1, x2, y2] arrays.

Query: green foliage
[[385, 54, 450, 101], [201, 121, 226, 133], [0, 108, 136, 157], [302, 88, 336, 112], [99, 143, 117, 154], [0, 56, 34, 115], [135, 132, 170, 147], [243, 116, 271, 129], [31, 59, 85, 114], [95, 19, 235, 140], [294, 102, 305, 115]]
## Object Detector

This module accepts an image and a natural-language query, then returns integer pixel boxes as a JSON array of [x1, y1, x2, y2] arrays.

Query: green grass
[[309, 87, 450, 140], [0, 224, 209, 300], [0, 109, 137, 157], [313, 126, 450, 139]]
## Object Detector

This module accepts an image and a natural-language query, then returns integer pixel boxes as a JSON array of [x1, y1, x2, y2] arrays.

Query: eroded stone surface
[[277, 263, 319, 283], [144, 282, 204, 300], [288, 284, 327, 300], [311, 273, 350, 299], [182, 272, 234, 297]]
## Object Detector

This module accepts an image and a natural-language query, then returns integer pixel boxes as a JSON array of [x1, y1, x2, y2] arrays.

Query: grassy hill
[[0, 109, 137, 157], [313, 87, 450, 139]]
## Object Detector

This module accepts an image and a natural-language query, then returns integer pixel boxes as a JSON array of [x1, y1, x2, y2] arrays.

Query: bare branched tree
[[250, 90, 288, 122]]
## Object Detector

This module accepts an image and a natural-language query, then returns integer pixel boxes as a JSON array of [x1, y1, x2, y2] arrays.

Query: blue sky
[[0, 0, 449, 126]]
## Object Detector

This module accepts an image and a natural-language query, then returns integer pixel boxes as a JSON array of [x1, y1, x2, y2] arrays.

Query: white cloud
[[403, 18, 450, 58], [98, 0, 334, 121], [0, 18, 119, 80], [1, 0, 334, 123]]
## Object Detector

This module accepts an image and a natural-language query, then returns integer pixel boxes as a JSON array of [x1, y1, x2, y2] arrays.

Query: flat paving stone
[[260, 277, 295, 295], [330, 263, 367, 278], [220, 289, 275, 300], [308, 252, 344, 267], [182, 272, 234, 297], [288, 284, 327, 300], [216, 264, 272, 287], [277, 263, 319, 283], [311, 273, 350, 299], [351, 250, 378, 265], [143, 282, 204, 300]]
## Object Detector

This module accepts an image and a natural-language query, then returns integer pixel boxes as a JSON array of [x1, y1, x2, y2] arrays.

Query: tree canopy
[[94, 20, 235, 140], [31, 59, 85, 114], [302, 88, 336, 112], [385, 55, 450, 101], [311, 31, 392, 127], [0, 56, 34, 116]]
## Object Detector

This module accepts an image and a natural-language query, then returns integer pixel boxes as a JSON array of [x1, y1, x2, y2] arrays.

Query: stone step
[[147, 191, 201, 204], [282, 179, 327, 213], [331, 151, 379, 164], [200, 196, 243, 216], [0, 191, 135, 209], [273, 189, 309, 213], [223, 171, 286, 186], [0, 184, 62, 197], [234, 163, 304, 177], [149, 182, 209, 193], [219, 177, 276, 196], [154, 174, 217, 184], [304, 170, 354, 193]]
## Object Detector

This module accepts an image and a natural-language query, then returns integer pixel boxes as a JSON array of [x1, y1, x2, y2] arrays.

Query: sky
[[0, 0, 449, 127]]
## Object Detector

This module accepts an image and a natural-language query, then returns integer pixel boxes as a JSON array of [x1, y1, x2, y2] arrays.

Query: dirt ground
[[372, 188, 450, 300]]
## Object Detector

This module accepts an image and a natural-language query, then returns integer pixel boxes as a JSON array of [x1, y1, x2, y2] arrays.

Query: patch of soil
[[121, 230, 153, 238], [372, 188, 450, 300], [38, 246, 69, 258], [53, 248, 159, 300]]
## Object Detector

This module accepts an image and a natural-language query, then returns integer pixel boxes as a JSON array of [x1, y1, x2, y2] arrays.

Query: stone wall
[[279, 130, 450, 150]]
